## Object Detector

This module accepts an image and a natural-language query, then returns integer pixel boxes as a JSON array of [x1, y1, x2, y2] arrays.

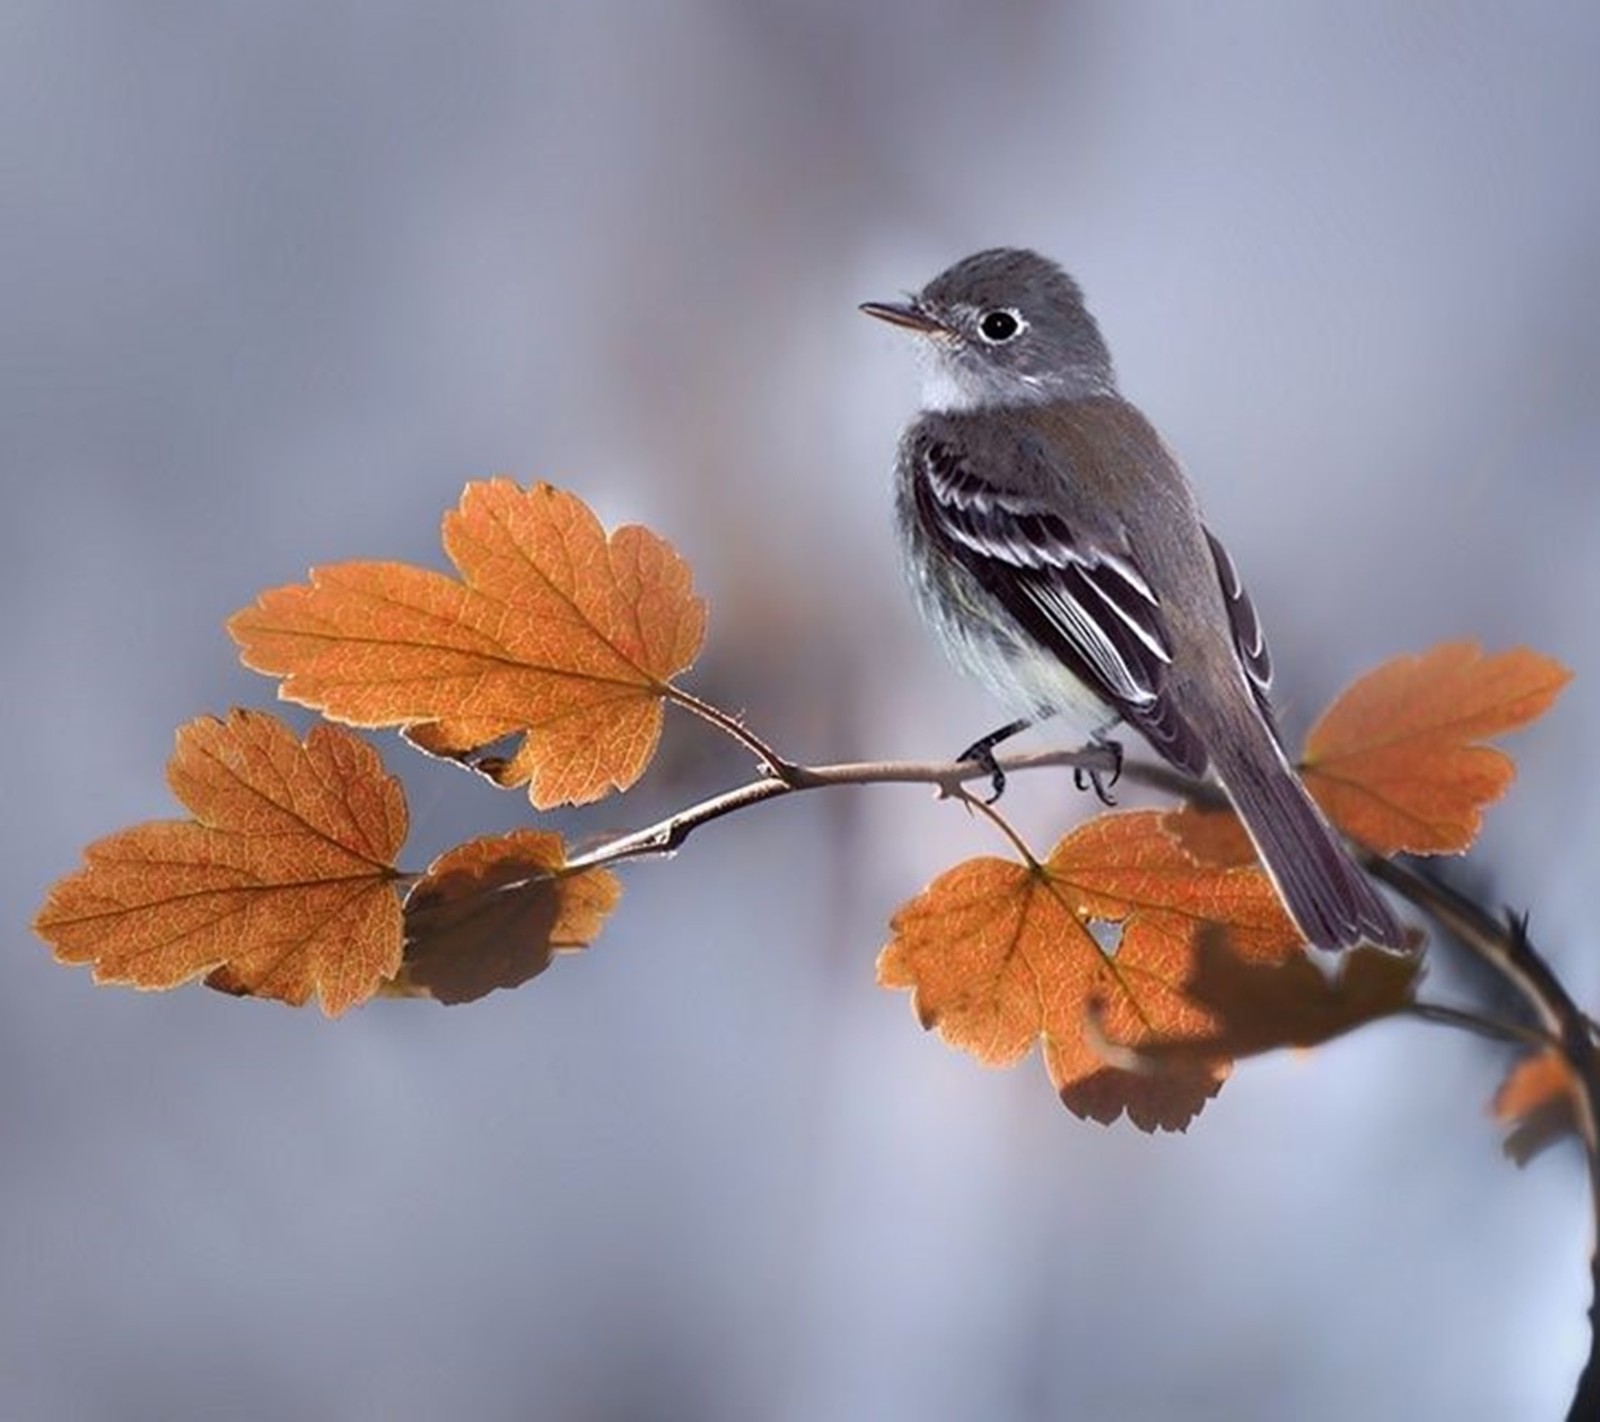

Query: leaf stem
[[948, 784, 1042, 868], [662, 683, 794, 776]]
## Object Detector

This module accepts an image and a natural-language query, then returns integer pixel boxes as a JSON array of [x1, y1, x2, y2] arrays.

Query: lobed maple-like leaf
[[384, 829, 621, 1004], [1493, 1048, 1580, 1167], [1302, 642, 1570, 855], [878, 811, 1304, 1132], [34, 711, 407, 1016], [229, 480, 707, 807]]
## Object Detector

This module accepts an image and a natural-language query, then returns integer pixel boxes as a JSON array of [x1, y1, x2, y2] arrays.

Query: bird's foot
[[1073, 738, 1123, 807], [957, 717, 1032, 804]]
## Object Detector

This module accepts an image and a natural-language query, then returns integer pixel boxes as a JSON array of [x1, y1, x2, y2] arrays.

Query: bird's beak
[[859, 300, 946, 335]]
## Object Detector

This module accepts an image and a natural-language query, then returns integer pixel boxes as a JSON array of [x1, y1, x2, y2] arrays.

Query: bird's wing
[[914, 433, 1208, 774], [1203, 526, 1277, 730]]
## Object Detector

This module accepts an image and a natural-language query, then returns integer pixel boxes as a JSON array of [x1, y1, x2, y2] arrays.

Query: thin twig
[[1368, 860, 1600, 1422], [560, 745, 1113, 876], [662, 684, 794, 776], [1403, 1000, 1552, 1051], [1364, 859, 1557, 1036], [947, 782, 1042, 867], [1113, 759, 1225, 808]]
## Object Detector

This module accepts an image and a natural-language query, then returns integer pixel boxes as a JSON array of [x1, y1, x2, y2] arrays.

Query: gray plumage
[[864, 247, 1401, 951]]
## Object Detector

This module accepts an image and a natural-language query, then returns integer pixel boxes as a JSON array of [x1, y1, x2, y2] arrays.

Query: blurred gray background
[[8, 4, 1599, 1419]]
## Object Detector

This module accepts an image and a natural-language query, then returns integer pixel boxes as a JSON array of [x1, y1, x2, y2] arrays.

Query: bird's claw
[[1073, 740, 1123, 806], [956, 717, 1032, 805], [958, 738, 1007, 803]]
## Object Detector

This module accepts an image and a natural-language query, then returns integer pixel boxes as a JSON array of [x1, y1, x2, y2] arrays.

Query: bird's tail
[[1206, 709, 1402, 951]]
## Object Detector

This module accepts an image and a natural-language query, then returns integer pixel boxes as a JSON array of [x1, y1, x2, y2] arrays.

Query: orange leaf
[[1301, 643, 1570, 854], [34, 711, 406, 1016], [879, 811, 1303, 1132], [1109, 930, 1421, 1064], [385, 830, 621, 1004], [229, 480, 707, 807], [1161, 805, 1257, 869], [1493, 1049, 1579, 1167]]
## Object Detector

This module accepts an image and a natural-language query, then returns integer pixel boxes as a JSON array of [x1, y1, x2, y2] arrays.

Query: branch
[[1403, 1000, 1550, 1052], [561, 744, 1115, 875], [480, 721, 1598, 1410], [574, 692, 1600, 1411], [1367, 860, 1600, 1422], [534, 703, 1600, 1411]]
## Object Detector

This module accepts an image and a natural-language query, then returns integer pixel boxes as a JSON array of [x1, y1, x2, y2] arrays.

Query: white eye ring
[[976, 308, 1026, 344]]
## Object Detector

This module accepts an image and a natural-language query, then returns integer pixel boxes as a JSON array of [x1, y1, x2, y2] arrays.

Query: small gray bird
[[862, 248, 1401, 951]]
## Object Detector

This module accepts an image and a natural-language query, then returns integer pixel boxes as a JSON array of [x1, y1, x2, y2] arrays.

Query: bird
[[861, 247, 1401, 951]]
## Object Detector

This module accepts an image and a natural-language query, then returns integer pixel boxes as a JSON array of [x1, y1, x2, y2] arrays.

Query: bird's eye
[[978, 309, 1022, 343]]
